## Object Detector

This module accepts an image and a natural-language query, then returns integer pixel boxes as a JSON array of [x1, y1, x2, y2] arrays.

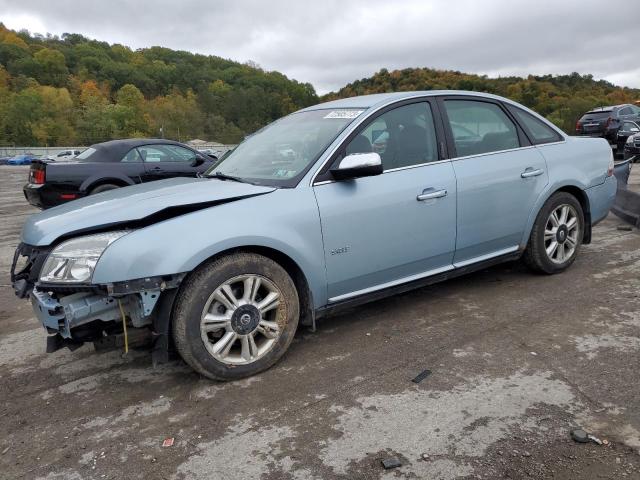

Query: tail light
[[575, 121, 582, 132], [607, 156, 614, 177], [33, 169, 46, 184]]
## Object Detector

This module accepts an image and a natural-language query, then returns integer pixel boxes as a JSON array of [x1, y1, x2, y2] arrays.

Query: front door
[[139, 144, 211, 181], [439, 97, 549, 265], [313, 101, 457, 302]]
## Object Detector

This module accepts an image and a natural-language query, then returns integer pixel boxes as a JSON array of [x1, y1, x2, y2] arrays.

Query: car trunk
[[578, 111, 611, 134]]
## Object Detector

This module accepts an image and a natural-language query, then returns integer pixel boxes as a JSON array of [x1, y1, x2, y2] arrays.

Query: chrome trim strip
[[449, 145, 536, 162], [328, 265, 454, 303], [452, 246, 519, 268]]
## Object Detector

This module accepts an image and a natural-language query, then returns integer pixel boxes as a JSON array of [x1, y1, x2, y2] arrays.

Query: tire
[[523, 192, 584, 274], [172, 252, 299, 381], [90, 183, 120, 195]]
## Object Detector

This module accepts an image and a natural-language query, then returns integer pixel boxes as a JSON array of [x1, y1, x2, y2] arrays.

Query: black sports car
[[23, 139, 217, 209]]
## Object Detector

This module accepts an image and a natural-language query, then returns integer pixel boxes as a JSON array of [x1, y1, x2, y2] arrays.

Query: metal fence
[[0, 144, 236, 158]]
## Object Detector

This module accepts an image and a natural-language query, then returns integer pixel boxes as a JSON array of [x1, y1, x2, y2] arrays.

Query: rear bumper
[[586, 175, 617, 226], [23, 183, 83, 209]]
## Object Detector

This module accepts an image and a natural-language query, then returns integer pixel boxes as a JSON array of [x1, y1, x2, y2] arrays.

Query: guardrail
[[0, 144, 236, 158], [611, 160, 640, 228]]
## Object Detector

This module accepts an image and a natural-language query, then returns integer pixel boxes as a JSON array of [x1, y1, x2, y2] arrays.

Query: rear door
[[438, 96, 549, 265]]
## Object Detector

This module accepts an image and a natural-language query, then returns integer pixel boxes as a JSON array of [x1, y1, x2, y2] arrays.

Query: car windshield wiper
[[208, 171, 247, 183]]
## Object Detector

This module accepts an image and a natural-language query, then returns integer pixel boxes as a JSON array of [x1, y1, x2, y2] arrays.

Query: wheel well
[[87, 179, 128, 193], [555, 186, 592, 244], [189, 246, 315, 329]]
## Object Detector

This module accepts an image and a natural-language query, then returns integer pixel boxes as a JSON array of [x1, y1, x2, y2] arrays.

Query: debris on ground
[[162, 437, 175, 447], [411, 369, 432, 384], [571, 429, 605, 445], [381, 457, 402, 469], [571, 429, 589, 443], [617, 225, 633, 231]]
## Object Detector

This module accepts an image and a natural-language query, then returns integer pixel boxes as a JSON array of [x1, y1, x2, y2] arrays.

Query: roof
[[298, 90, 520, 113], [86, 138, 189, 163]]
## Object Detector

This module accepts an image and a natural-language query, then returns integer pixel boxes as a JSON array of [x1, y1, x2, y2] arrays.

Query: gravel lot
[[1, 165, 639, 480]]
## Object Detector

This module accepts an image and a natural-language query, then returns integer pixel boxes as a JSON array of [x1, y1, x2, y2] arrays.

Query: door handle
[[417, 189, 447, 201], [521, 168, 543, 178]]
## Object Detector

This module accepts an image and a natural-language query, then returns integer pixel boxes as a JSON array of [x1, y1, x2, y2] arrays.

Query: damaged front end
[[11, 241, 185, 363]]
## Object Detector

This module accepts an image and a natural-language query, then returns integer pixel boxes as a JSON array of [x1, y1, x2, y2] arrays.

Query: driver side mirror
[[331, 152, 383, 181], [192, 155, 206, 167]]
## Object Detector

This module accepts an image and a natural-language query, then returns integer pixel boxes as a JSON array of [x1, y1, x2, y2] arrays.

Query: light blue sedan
[[11, 91, 617, 380]]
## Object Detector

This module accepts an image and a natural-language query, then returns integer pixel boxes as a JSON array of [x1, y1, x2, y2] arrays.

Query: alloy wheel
[[544, 204, 580, 264], [200, 274, 283, 365]]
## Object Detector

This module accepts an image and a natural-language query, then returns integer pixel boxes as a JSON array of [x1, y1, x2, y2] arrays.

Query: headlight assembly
[[39, 231, 129, 283]]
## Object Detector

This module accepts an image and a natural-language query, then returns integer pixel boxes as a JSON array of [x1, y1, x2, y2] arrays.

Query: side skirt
[[314, 250, 522, 319]]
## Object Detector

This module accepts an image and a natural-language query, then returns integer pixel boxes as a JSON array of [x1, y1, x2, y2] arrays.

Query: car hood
[[22, 177, 276, 246]]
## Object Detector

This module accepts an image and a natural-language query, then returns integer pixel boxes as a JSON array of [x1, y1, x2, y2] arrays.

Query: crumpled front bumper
[[30, 288, 145, 339]]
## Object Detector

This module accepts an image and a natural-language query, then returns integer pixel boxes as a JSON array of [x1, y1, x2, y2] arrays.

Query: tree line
[[0, 24, 317, 146], [0, 23, 638, 147], [323, 68, 640, 133]]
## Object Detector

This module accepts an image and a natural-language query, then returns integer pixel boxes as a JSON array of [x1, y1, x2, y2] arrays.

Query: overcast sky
[[1, 0, 638, 94]]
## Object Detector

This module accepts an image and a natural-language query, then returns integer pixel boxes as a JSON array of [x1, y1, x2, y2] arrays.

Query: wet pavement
[[0, 165, 639, 479]]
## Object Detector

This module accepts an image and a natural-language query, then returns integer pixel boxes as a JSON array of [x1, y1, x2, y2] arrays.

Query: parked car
[[623, 131, 640, 163], [23, 139, 217, 209], [46, 150, 81, 161], [616, 121, 640, 155], [11, 91, 616, 380], [7, 154, 39, 165], [576, 104, 640, 146]]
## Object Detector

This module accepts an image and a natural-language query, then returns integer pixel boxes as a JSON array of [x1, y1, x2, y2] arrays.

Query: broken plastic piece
[[412, 369, 432, 384], [617, 225, 633, 231], [162, 437, 174, 447], [381, 457, 401, 469], [571, 429, 589, 443], [588, 434, 603, 445]]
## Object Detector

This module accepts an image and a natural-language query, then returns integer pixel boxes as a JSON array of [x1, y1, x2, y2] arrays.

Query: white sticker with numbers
[[324, 109, 364, 119]]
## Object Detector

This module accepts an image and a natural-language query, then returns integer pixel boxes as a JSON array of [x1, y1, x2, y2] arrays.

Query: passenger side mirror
[[331, 152, 383, 181]]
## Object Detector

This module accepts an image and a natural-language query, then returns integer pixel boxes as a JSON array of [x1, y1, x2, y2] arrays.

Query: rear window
[[75, 148, 96, 160], [580, 111, 611, 121], [509, 107, 562, 145]]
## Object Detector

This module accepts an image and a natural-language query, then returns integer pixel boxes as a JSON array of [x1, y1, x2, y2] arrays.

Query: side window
[[618, 107, 632, 116], [444, 100, 519, 157], [510, 107, 562, 145], [121, 148, 142, 163], [343, 102, 438, 170], [164, 145, 197, 162], [138, 145, 196, 163], [624, 122, 640, 132]]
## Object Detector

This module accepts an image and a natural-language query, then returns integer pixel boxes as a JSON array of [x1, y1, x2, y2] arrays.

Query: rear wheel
[[89, 183, 120, 195], [523, 192, 584, 274], [172, 252, 299, 381]]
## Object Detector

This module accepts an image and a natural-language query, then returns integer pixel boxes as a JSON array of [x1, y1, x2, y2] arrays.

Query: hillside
[[323, 68, 640, 134], [0, 24, 318, 146], [1, 23, 639, 148]]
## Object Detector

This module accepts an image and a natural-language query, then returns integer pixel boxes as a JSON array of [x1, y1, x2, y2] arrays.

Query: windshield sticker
[[324, 109, 364, 119]]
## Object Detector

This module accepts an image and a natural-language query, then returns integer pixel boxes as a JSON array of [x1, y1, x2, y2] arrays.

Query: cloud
[[1, 0, 637, 94]]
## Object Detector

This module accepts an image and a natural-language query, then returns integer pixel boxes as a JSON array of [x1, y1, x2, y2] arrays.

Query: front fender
[[92, 188, 328, 308]]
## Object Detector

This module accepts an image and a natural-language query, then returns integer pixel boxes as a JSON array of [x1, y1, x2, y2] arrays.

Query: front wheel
[[523, 192, 584, 274], [172, 252, 299, 381]]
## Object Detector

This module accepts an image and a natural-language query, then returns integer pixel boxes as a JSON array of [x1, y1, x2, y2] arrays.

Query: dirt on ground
[[1, 165, 639, 480]]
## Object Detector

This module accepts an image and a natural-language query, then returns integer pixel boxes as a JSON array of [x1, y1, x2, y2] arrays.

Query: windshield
[[206, 109, 364, 186]]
